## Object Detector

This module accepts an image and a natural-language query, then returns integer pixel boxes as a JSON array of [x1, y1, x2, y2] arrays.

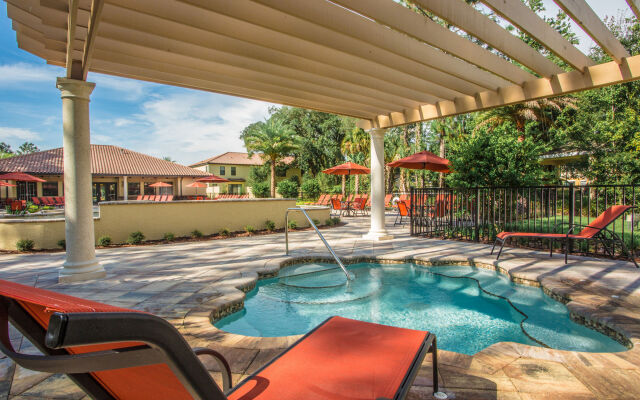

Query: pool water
[[214, 263, 627, 355]]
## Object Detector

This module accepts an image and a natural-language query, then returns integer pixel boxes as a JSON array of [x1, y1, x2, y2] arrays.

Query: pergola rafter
[[4, 0, 640, 130]]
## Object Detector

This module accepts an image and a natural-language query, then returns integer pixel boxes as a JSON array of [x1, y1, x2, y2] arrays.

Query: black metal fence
[[409, 184, 639, 259]]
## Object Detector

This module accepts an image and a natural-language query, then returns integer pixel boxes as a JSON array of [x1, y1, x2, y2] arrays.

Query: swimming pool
[[214, 262, 627, 355]]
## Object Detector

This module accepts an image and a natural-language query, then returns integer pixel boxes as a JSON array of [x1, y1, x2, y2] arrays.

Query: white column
[[363, 128, 393, 241], [57, 77, 106, 283], [123, 176, 128, 200]]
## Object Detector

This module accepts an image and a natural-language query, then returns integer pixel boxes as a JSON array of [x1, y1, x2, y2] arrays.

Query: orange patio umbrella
[[0, 172, 46, 182], [196, 175, 230, 183], [186, 181, 207, 196], [387, 150, 451, 173], [323, 162, 370, 201], [0, 182, 16, 187], [148, 181, 172, 196]]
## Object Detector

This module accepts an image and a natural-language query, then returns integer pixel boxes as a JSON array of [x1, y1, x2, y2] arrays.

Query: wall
[[0, 199, 330, 250]]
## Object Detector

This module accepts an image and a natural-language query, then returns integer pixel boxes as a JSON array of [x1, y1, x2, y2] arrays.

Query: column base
[[362, 230, 394, 241], [59, 258, 106, 283]]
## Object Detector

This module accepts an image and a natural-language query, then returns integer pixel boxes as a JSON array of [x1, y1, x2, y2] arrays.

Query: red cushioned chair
[[395, 200, 409, 226], [330, 198, 343, 216], [0, 280, 441, 400], [492, 205, 638, 267]]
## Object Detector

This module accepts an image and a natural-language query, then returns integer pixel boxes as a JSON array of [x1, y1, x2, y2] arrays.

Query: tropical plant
[[16, 239, 34, 252], [300, 177, 321, 199], [264, 220, 276, 231], [241, 117, 300, 197], [57, 239, 66, 249], [288, 220, 297, 229], [219, 228, 230, 236], [277, 179, 299, 198], [191, 229, 203, 238], [163, 232, 175, 241], [127, 231, 145, 244], [244, 225, 255, 234], [97, 236, 111, 246]]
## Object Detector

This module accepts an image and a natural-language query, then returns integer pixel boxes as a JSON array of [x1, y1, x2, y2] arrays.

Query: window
[[143, 182, 155, 195], [219, 166, 225, 175], [42, 182, 58, 197], [128, 182, 140, 196], [17, 182, 37, 200], [231, 166, 236, 176]]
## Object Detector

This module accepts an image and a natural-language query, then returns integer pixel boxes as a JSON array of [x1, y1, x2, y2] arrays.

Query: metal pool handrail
[[285, 207, 352, 281]]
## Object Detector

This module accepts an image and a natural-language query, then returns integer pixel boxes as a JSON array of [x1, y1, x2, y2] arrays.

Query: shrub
[[301, 178, 321, 199], [127, 231, 145, 245], [331, 217, 341, 225], [163, 232, 175, 241], [252, 181, 271, 198], [312, 219, 320, 226], [97, 235, 112, 246], [191, 229, 203, 238], [277, 179, 299, 199], [16, 239, 34, 252], [245, 225, 255, 234], [264, 219, 276, 231], [325, 218, 334, 226], [288, 220, 297, 229], [219, 228, 230, 236], [57, 239, 66, 249]]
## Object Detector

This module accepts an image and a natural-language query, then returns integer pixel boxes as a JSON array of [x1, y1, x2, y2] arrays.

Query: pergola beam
[[65, 0, 81, 79], [480, 0, 594, 70], [81, 0, 103, 80], [357, 54, 640, 129], [411, 0, 564, 77], [553, 0, 630, 63], [332, 0, 533, 85], [628, 0, 640, 19]]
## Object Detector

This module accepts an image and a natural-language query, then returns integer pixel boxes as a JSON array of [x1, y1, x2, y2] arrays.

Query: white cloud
[[0, 62, 58, 84], [132, 92, 271, 163], [0, 127, 40, 142]]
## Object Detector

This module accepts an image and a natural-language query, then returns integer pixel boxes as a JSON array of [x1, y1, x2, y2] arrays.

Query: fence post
[[410, 187, 414, 236], [568, 183, 575, 253], [474, 187, 480, 242]]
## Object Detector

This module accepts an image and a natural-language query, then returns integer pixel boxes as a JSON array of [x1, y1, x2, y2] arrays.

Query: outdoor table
[[341, 200, 357, 217]]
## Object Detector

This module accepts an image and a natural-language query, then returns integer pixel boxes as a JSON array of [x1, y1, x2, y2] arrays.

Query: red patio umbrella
[[0, 182, 16, 187], [196, 175, 230, 183], [148, 181, 172, 196], [0, 172, 46, 182], [323, 162, 370, 215], [387, 150, 451, 173]]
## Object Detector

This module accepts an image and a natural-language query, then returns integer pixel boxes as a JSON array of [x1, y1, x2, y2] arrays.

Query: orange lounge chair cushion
[[0, 280, 193, 400], [228, 316, 428, 400], [497, 232, 570, 240]]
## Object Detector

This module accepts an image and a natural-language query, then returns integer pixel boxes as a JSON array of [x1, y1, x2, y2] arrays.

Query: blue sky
[[0, 0, 632, 165]]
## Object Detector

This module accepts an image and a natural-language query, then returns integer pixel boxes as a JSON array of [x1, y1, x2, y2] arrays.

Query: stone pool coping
[[183, 253, 639, 353]]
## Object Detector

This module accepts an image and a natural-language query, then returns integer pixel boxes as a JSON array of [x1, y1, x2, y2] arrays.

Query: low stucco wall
[[0, 199, 330, 250]]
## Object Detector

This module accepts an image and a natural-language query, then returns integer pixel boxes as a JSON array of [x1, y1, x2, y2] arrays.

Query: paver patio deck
[[1, 214, 640, 399]]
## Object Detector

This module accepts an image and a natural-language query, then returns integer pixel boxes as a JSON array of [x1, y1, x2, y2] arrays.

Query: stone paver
[[1, 214, 640, 399]]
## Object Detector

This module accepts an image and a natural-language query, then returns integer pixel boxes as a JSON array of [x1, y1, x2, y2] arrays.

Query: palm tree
[[341, 128, 370, 194], [474, 97, 576, 136], [242, 118, 300, 197]]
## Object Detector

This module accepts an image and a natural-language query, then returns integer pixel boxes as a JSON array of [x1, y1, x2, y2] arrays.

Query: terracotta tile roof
[[190, 151, 295, 167], [0, 145, 210, 177]]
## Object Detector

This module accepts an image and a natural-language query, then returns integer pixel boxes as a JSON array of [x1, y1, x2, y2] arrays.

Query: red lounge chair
[[352, 197, 367, 216], [330, 198, 343, 216], [10, 201, 22, 212], [384, 194, 393, 208], [160, 195, 168, 202], [0, 280, 441, 400], [154, 196, 162, 202], [314, 194, 327, 206], [395, 200, 409, 226], [55, 197, 65, 206], [31, 197, 41, 206], [166, 195, 174, 201], [492, 205, 638, 267], [321, 194, 332, 206], [41, 197, 53, 206], [141, 195, 149, 201]]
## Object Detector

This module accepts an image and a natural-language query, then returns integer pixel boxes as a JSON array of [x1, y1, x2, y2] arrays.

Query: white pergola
[[5, 0, 640, 281]]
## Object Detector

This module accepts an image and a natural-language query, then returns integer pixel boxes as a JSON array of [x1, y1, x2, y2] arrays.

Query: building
[[539, 150, 591, 186], [190, 152, 301, 195], [0, 145, 210, 201]]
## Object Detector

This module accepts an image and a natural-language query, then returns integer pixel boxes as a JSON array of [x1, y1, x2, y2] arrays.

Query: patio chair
[[10, 201, 23, 212], [166, 195, 174, 201], [31, 197, 41, 206], [395, 201, 409, 226], [160, 195, 168, 202], [353, 197, 367, 216], [40, 197, 52, 206], [315, 194, 327, 206], [0, 279, 441, 400], [330, 198, 343, 216], [491, 205, 638, 268], [142, 195, 150, 201], [154, 196, 162, 202], [55, 197, 65, 206], [384, 194, 393, 208], [321, 194, 332, 206], [136, 195, 143, 201]]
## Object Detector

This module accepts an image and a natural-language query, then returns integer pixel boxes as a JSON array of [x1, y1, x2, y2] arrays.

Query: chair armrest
[[194, 348, 232, 392]]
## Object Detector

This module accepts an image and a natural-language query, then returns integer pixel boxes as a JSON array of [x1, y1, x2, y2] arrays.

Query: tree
[[162, 156, 175, 162], [340, 127, 369, 194], [241, 117, 300, 197], [0, 142, 13, 159], [17, 142, 39, 155]]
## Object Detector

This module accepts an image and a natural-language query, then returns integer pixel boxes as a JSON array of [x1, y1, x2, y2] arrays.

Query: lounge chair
[[353, 197, 367, 216], [154, 195, 162, 202], [395, 200, 409, 226], [330, 198, 343, 216], [492, 205, 638, 267], [160, 195, 168, 202], [136, 195, 143, 200], [55, 197, 65, 206], [314, 194, 327, 206], [31, 197, 41, 206], [166, 195, 174, 201], [0, 279, 441, 400], [384, 194, 393, 208]]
